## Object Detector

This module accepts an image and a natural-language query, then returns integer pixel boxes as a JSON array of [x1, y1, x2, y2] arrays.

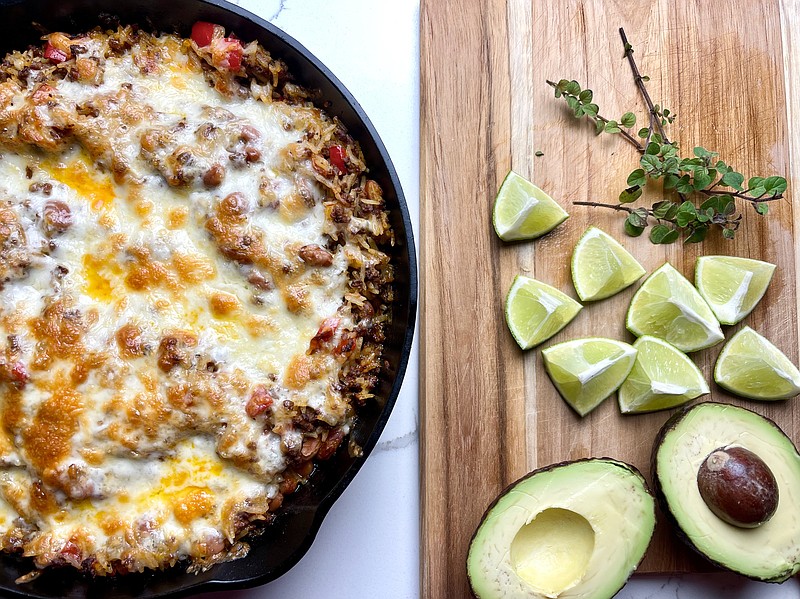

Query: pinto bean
[[298, 244, 333, 267], [240, 125, 261, 143], [246, 270, 272, 291], [203, 163, 225, 188], [244, 146, 261, 163], [317, 428, 345, 460], [300, 436, 321, 459], [42, 200, 72, 235], [75, 57, 101, 84]]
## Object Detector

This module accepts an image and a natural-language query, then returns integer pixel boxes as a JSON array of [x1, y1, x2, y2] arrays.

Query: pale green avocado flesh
[[654, 402, 800, 582], [467, 459, 655, 599]]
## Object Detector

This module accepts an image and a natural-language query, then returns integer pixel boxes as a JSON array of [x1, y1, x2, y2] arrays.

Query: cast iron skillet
[[0, 0, 417, 596]]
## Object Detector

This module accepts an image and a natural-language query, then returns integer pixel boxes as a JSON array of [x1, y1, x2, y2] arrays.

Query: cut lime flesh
[[626, 263, 723, 353], [695, 256, 776, 325], [492, 171, 568, 241], [618, 336, 709, 414], [542, 338, 637, 416], [505, 275, 582, 350], [571, 226, 646, 301], [714, 326, 800, 400]]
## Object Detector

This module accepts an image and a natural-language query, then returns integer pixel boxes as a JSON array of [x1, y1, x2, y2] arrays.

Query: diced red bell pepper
[[329, 145, 347, 173], [191, 21, 216, 47], [43, 42, 68, 64]]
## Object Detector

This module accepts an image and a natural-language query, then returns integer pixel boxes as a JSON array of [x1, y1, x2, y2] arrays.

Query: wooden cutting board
[[420, 0, 800, 595]]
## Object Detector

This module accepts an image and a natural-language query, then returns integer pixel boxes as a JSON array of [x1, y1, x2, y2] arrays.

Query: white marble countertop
[[203, 1, 799, 598]]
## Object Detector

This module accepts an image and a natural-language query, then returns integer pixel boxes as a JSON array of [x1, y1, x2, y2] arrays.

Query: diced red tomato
[[329, 145, 347, 173], [335, 331, 358, 356], [191, 22, 243, 71], [43, 42, 68, 64], [246, 385, 274, 418], [207, 36, 243, 71], [220, 38, 242, 70], [191, 21, 217, 47], [309, 317, 340, 353], [10, 361, 29, 388]]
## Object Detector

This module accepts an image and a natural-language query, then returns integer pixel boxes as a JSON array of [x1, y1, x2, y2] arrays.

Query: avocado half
[[467, 458, 655, 599], [653, 402, 800, 582]]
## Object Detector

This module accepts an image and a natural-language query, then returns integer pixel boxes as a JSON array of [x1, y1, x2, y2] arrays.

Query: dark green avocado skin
[[651, 401, 799, 583], [467, 457, 656, 599]]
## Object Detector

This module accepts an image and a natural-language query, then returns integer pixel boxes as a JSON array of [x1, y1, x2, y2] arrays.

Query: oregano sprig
[[546, 28, 787, 244]]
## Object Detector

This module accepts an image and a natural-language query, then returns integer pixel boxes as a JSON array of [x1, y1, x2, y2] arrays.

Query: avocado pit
[[510, 508, 595, 597], [697, 445, 778, 528]]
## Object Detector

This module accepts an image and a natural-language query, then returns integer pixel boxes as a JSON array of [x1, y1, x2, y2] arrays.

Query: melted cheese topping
[[0, 34, 366, 575]]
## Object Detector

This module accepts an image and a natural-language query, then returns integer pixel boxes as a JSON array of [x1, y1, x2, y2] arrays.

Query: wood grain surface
[[420, 0, 800, 595]]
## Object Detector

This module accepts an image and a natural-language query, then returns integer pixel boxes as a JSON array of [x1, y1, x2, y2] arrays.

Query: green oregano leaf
[[652, 201, 675, 219], [675, 201, 697, 227], [565, 80, 581, 95], [624, 217, 645, 237], [626, 169, 647, 187], [762, 176, 787, 196], [720, 171, 744, 191], [676, 175, 694, 195], [685, 225, 709, 244], [595, 119, 605, 135], [721, 195, 736, 215], [645, 142, 660, 155], [663, 173, 679, 189], [630, 208, 649, 227], [641, 154, 661, 174], [693, 171, 713, 190], [619, 186, 643, 204], [650, 224, 677, 244]]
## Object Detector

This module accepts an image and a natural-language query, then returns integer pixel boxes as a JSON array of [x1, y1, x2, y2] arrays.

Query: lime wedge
[[695, 256, 776, 325], [571, 226, 646, 301], [618, 336, 709, 414], [505, 275, 582, 350], [714, 326, 800, 400], [626, 263, 723, 352], [542, 338, 637, 416], [492, 171, 568, 241]]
